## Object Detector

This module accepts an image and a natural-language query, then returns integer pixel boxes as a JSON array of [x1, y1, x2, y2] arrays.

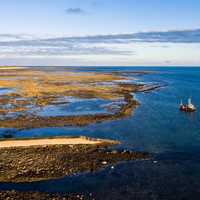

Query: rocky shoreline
[[0, 138, 149, 183], [0, 190, 89, 200]]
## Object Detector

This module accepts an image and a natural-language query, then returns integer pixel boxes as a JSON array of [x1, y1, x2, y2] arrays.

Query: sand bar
[[0, 137, 116, 148]]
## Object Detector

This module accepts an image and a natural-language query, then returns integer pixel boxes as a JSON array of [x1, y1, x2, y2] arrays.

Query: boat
[[179, 98, 196, 112]]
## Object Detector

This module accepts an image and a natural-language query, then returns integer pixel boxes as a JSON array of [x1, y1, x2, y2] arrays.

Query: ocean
[[1, 67, 200, 199]]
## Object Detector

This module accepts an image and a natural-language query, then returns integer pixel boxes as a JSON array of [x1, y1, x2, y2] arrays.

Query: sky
[[0, 0, 200, 66]]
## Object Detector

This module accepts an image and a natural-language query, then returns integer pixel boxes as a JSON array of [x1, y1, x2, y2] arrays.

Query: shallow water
[[0, 88, 15, 95], [29, 98, 114, 117], [1, 67, 200, 199]]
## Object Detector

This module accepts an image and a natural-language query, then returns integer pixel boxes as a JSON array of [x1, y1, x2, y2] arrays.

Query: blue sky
[[0, 0, 200, 66]]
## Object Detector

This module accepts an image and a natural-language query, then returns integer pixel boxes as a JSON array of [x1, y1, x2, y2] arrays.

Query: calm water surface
[[1, 67, 200, 199]]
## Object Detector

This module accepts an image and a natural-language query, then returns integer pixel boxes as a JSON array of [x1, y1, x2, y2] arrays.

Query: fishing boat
[[179, 98, 196, 112]]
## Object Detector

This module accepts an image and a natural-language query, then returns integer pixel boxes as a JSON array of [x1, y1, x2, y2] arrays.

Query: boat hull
[[180, 106, 196, 112]]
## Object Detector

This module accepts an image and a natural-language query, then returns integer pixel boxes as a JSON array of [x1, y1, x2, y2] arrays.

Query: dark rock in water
[[0, 190, 89, 200], [2, 134, 13, 138], [2, 129, 16, 138]]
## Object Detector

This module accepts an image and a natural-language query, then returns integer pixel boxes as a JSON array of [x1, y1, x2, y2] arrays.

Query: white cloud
[[0, 29, 200, 65]]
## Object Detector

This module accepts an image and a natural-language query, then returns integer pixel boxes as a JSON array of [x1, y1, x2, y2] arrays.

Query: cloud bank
[[0, 29, 199, 58]]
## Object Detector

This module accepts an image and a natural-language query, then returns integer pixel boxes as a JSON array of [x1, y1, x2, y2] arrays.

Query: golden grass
[[0, 68, 148, 129], [0, 68, 157, 129], [0, 68, 129, 118], [0, 69, 124, 100]]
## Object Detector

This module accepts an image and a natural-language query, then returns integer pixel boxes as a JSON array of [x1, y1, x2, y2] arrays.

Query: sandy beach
[[0, 136, 117, 148]]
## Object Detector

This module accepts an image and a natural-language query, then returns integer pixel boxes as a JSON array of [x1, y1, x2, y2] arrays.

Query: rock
[[0, 143, 150, 183], [101, 161, 107, 165], [111, 150, 118, 154]]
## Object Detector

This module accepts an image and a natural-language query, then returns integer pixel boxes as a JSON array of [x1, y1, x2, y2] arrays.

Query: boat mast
[[188, 97, 192, 105]]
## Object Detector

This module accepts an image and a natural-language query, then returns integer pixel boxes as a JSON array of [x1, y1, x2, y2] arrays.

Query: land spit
[[0, 136, 115, 148], [0, 136, 149, 183]]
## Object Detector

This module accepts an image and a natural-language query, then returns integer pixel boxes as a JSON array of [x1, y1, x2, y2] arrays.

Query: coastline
[[0, 67, 157, 199], [0, 68, 161, 130], [0, 136, 149, 183]]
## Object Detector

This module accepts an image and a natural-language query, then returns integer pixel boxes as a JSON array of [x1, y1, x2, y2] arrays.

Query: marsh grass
[[0, 68, 142, 129]]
